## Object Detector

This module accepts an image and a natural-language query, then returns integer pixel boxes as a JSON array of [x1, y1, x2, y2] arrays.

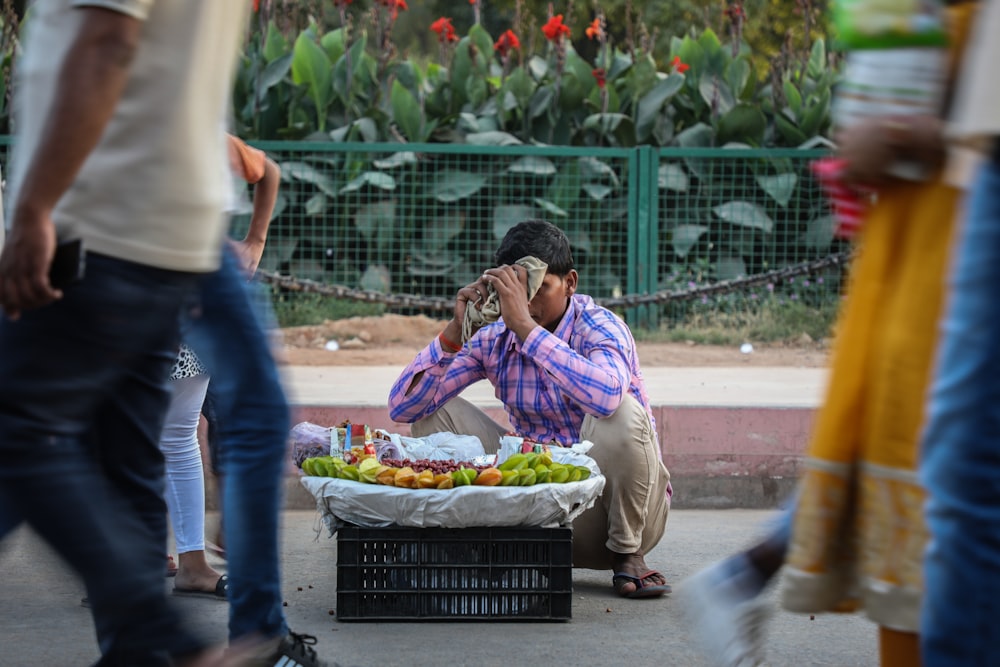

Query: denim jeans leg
[[0, 253, 205, 663], [920, 160, 1000, 666], [185, 247, 290, 642]]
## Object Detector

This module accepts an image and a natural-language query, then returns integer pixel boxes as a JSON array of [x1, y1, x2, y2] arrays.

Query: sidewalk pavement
[[0, 509, 878, 667], [280, 365, 829, 510]]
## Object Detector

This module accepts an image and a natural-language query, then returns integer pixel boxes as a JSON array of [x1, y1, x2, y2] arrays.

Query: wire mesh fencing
[[0, 137, 845, 334]]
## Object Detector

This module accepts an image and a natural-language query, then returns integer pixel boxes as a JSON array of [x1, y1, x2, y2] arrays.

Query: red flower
[[670, 56, 690, 74], [592, 68, 606, 89], [430, 17, 459, 43], [253, 0, 260, 11], [395, 0, 407, 10], [494, 30, 521, 58], [585, 17, 603, 40], [541, 14, 570, 42]]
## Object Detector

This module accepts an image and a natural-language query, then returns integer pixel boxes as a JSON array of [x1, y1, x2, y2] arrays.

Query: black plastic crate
[[336, 524, 573, 621]]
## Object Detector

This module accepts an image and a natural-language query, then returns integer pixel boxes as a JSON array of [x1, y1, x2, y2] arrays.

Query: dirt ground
[[280, 314, 830, 368]]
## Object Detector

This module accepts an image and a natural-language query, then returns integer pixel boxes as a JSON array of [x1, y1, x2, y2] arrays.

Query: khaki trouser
[[411, 394, 671, 570]]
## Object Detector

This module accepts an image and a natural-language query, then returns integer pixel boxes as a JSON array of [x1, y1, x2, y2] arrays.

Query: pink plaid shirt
[[387, 294, 655, 446]]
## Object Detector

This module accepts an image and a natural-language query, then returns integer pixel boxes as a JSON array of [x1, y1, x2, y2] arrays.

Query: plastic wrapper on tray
[[301, 443, 605, 532]]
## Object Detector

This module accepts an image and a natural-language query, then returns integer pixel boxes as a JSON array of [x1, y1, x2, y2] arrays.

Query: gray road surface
[[0, 509, 877, 667]]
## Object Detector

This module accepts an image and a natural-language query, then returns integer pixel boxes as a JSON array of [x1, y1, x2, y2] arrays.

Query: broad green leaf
[[280, 161, 339, 197], [582, 183, 613, 200], [677, 37, 707, 81], [672, 224, 709, 258], [458, 113, 480, 132], [508, 156, 557, 176], [715, 255, 747, 281], [698, 72, 735, 115], [390, 80, 422, 142], [528, 56, 548, 80], [372, 152, 418, 169], [353, 200, 396, 239], [504, 67, 535, 108], [713, 201, 774, 232], [635, 74, 685, 143], [304, 193, 327, 216], [756, 173, 798, 208], [256, 53, 293, 103], [432, 170, 487, 202], [582, 113, 636, 147], [264, 21, 290, 62], [726, 58, 752, 100], [533, 197, 569, 218], [466, 131, 522, 146], [675, 123, 714, 179], [529, 86, 555, 120], [716, 103, 767, 146], [698, 28, 725, 74], [607, 52, 633, 81], [774, 113, 808, 146], [468, 24, 495, 70], [804, 214, 837, 250], [359, 264, 391, 293], [808, 38, 827, 81], [547, 160, 582, 213], [493, 204, 537, 240], [422, 211, 466, 251], [783, 81, 803, 117], [407, 253, 465, 277], [291, 33, 332, 130], [466, 75, 488, 108], [658, 163, 689, 192], [320, 28, 346, 65], [339, 171, 396, 194], [579, 157, 621, 188]]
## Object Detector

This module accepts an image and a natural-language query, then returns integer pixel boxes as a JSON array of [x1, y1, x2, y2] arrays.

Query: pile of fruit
[[300, 451, 592, 490]]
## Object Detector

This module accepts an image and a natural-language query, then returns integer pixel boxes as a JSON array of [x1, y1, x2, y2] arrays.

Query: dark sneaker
[[248, 631, 328, 667]]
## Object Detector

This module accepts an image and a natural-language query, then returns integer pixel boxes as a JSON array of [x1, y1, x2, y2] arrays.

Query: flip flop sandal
[[173, 574, 229, 601], [612, 570, 672, 599]]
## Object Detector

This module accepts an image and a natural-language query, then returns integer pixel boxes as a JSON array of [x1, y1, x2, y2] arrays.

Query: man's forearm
[[13, 9, 140, 222]]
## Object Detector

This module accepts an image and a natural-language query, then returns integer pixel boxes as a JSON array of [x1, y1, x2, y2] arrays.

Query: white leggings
[[160, 374, 211, 554]]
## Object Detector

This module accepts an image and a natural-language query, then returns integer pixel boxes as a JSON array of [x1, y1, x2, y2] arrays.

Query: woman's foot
[[174, 550, 226, 595]]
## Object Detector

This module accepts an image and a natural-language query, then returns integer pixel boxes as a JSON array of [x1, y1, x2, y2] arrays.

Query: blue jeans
[[185, 247, 290, 642], [920, 158, 1000, 665], [0, 253, 206, 665]]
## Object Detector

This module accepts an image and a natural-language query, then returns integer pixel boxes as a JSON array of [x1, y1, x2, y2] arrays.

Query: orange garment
[[227, 134, 266, 184]]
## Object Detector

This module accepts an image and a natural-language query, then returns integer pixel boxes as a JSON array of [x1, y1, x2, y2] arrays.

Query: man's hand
[[229, 237, 266, 278], [482, 264, 534, 339], [0, 210, 61, 320]]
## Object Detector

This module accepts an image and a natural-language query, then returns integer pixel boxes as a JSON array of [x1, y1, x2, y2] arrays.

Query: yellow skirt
[[781, 178, 961, 633]]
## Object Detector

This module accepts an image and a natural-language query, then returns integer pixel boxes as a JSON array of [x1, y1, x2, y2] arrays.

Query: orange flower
[[585, 17, 603, 40], [396, 0, 407, 9], [430, 17, 459, 43], [541, 14, 570, 42], [670, 55, 690, 73], [494, 30, 521, 58], [592, 67, 606, 88]]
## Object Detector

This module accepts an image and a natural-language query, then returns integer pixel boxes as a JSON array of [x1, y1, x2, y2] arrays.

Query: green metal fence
[[0, 138, 844, 332]]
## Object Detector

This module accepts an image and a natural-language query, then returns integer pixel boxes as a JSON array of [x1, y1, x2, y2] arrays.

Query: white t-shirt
[[7, 0, 248, 272]]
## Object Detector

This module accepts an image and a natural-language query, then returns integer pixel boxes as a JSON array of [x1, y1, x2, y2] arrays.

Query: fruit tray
[[300, 448, 604, 529], [335, 524, 573, 621]]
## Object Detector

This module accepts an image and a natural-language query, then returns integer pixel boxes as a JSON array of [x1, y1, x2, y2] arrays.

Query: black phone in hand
[[48, 239, 85, 290]]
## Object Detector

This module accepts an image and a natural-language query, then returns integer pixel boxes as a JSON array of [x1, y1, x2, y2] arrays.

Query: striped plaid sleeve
[[520, 313, 632, 418], [387, 338, 486, 423]]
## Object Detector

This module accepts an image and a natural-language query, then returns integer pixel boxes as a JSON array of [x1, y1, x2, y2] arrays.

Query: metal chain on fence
[[256, 249, 853, 313]]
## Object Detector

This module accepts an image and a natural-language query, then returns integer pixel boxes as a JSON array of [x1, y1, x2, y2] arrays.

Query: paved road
[[1, 509, 877, 666]]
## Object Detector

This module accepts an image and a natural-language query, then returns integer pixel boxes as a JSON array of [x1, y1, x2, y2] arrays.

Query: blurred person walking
[[679, 2, 979, 665], [917, 0, 1000, 663], [0, 1, 247, 664]]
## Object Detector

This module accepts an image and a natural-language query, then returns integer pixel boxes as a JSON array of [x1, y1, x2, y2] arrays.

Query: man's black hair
[[494, 219, 574, 276]]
